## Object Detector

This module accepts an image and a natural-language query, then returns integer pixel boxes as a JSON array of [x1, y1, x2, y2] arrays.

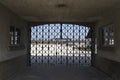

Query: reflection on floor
[[9, 65, 112, 80]]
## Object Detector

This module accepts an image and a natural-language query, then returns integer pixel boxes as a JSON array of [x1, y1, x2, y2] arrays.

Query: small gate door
[[30, 24, 92, 66]]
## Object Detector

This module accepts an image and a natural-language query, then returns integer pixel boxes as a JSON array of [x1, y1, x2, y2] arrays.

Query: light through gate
[[31, 24, 92, 66]]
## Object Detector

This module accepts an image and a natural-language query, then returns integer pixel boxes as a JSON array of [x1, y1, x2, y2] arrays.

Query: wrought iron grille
[[30, 24, 92, 66]]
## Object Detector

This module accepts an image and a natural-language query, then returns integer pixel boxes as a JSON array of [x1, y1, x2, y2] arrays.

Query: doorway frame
[[27, 22, 96, 66]]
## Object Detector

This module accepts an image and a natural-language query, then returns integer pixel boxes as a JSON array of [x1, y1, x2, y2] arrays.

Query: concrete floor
[[9, 65, 112, 80]]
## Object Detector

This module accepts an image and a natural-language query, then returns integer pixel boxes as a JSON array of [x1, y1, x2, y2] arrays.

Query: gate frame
[[27, 22, 96, 66]]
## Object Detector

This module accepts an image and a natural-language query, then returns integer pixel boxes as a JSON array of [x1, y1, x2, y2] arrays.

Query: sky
[[31, 24, 90, 41]]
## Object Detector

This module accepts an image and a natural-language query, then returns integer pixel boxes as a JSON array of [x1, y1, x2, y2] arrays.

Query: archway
[[30, 23, 94, 66]]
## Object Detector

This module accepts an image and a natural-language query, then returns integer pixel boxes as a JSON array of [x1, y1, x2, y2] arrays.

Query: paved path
[[9, 65, 112, 80]]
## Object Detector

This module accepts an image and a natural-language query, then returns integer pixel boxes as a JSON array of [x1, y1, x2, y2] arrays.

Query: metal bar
[[42, 25, 44, 64], [60, 24, 62, 64], [91, 25, 95, 66], [73, 24, 74, 64], [48, 25, 50, 64], [30, 23, 93, 66], [27, 26, 31, 66]]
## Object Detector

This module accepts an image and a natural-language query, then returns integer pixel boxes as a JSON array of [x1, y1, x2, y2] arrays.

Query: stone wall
[[93, 11, 120, 80], [0, 3, 28, 80]]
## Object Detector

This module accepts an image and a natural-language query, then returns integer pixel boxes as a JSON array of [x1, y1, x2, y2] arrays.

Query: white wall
[[0, 4, 27, 62]]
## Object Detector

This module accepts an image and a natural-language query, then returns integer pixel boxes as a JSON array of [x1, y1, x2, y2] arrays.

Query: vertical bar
[[85, 27, 87, 65], [27, 26, 31, 66], [79, 26, 81, 65], [78, 25, 80, 65], [56, 35, 57, 65], [48, 25, 50, 64], [66, 26, 68, 65], [67, 25, 68, 65], [73, 24, 74, 64], [66, 36, 68, 65], [60, 24, 62, 39], [81, 26, 83, 65], [60, 24, 62, 64], [55, 25, 57, 65], [91, 25, 95, 66], [35, 27, 38, 64], [41, 26, 44, 64]]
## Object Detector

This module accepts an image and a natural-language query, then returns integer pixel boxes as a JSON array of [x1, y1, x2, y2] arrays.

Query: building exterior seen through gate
[[30, 24, 93, 66]]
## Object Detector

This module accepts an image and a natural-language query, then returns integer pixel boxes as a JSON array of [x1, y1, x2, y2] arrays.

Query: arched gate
[[30, 24, 93, 66]]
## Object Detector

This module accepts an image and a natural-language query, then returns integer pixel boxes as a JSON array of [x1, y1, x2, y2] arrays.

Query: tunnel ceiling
[[0, 0, 120, 22]]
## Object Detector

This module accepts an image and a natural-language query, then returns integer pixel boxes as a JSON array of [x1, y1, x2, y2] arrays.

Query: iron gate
[[30, 24, 92, 66]]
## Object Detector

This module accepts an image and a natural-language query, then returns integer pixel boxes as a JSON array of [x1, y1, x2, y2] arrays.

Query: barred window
[[10, 26, 20, 45], [102, 24, 114, 46]]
